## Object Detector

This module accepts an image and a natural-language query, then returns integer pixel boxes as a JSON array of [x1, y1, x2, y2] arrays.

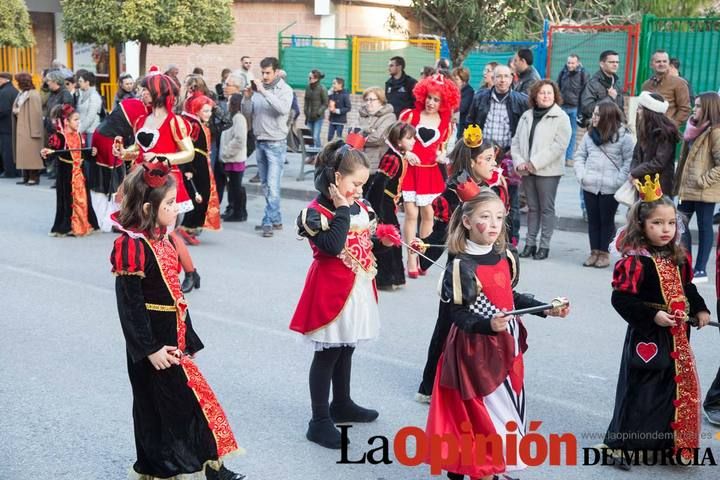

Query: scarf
[[528, 106, 552, 153], [683, 117, 710, 142]]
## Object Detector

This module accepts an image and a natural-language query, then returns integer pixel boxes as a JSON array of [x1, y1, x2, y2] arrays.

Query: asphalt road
[[1, 177, 720, 480]]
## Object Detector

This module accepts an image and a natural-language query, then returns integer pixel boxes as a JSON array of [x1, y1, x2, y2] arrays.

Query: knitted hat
[[638, 91, 669, 114]]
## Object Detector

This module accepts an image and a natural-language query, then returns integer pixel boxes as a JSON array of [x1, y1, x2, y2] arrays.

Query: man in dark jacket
[[464, 64, 529, 245], [556, 54, 588, 162], [0, 73, 19, 177], [385, 56, 417, 116], [43, 69, 75, 134], [578, 50, 624, 128], [512, 48, 541, 95]]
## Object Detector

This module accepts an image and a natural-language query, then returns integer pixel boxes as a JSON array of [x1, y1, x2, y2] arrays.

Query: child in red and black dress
[[366, 121, 416, 290], [425, 189, 569, 480], [116, 69, 201, 294], [110, 162, 244, 480], [41, 104, 99, 237], [178, 93, 222, 243], [603, 175, 710, 468], [290, 140, 395, 450], [415, 126, 510, 401]]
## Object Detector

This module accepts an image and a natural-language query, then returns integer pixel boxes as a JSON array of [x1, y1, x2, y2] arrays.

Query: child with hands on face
[[290, 141, 394, 451], [424, 189, 569, 480]]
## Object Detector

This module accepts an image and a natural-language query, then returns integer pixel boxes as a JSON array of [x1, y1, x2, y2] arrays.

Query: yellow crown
[[633, 174, 663, 202], [463, 124, 483, 148]]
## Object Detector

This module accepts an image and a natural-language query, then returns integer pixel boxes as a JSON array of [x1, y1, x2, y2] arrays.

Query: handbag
[[614, 179, 637, 206]]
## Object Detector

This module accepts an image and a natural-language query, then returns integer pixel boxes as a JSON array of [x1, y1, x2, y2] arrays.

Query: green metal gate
[[278, 35, 352, 90], [637, 15, 720, 94]]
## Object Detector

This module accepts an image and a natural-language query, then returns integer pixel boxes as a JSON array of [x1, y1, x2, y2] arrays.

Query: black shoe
[[714, 213, 720, 225], [205, 464, 246, 480], [16, 179, 28, 185], [221, 208, 235, 220], [534, 248, 549, 260], [330, 400, 379, 423], [181, 270, 201, 293], [704, 407, 720, 426], [519, 245, 536, 258], [223, 213, 244, 222], [306, 418, 342, 449]]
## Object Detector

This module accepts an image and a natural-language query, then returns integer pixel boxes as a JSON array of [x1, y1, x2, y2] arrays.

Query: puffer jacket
[[574, 127, 635, 195], [674, 126, 720, 202], [359, 103, 396, 172], [303, 82, 328, 122], [511, 103, 571, 177]]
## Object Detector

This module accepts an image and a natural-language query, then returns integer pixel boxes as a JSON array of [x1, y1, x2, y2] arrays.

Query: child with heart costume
[[604, 174, 711, 466], [399, 73, 460, 277], [424, 188, 569, 480]]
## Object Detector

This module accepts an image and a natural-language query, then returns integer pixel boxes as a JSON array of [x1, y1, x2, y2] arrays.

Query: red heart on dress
[[636, 342, 658, 363]]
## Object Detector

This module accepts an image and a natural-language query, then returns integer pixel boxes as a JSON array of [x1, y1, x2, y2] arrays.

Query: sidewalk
[[244, 152, 702, 239]]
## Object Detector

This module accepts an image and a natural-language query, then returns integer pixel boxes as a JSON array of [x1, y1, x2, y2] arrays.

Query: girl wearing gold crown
[[110, 163, 245, 480], [424, 190, 569, 480], [603, 174, 710, 468]]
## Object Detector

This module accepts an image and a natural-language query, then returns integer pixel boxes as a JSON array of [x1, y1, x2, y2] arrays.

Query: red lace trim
[[654, 256, 700, 458]]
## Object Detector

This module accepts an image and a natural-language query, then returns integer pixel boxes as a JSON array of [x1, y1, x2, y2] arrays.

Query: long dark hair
[[448, 139, 496, 179], [590, 101, 625, 144], [618, 195, 686, 265], [118, 167, 177, 240], [637, 93, 680, 148], [314, 140, 370, 197], [228, 94, 243, 117]]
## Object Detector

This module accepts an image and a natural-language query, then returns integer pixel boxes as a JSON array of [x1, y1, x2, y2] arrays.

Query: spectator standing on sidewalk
[[641, 50, 690, 127], [327, 77, 351, 142], [241, 57, 293, 238], [465, 65, 529, 246], [75, 70, 103, 147], [385, 56, 417, 117], [114, 73, 136, 108], [578, 50, 624, 129], [673, 92, 720, 284], [512, 48, 541, 95], [0, 73, 19, 178], [669, 57, 695, 105], [452, 66, 474, 140], [304, 69, 328, 148], [556, 54, 587, 164], [574, 102, 634, 268]]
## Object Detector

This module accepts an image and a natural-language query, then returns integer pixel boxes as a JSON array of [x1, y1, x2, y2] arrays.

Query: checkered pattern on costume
[[468, 291, 502, 319], [484, 94, 512, 149]]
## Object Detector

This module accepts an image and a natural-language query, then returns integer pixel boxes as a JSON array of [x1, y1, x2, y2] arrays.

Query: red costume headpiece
[[412, 73, 461, 118], [455, 171, 482, 202], [345, 131, 367, 150], [142, 160, 171, 188], [184, 91, 215, 116]]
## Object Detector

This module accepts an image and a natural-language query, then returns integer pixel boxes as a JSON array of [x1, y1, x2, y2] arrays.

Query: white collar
[[384, 139, 403, 157], [466, 239, 493, 255]]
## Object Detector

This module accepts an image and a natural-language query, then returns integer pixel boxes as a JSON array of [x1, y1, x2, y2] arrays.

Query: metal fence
[[546, 24, 641, 95], [637, 15, 720, 94], [352, 37, 440, 93], [278, 35, 352, 90]]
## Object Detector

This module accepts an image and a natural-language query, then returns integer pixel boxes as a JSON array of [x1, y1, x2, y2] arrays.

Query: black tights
[[309, 346, 354, 420]]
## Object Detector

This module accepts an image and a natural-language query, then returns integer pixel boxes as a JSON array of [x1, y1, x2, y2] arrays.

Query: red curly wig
[[184, 91, 215, 115], [412, 73, 460, 118]]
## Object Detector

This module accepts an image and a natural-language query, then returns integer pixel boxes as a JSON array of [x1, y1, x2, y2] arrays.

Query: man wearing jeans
[[242, 57, 293, 237], [556, 54, 587, 164]]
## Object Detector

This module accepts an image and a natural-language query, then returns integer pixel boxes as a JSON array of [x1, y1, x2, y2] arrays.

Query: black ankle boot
[[329, 400, 379, 423], [534, 247, 549, 260], [519, 245, 536, 258], [181, 270, 201, 293], [306, 418, 342, 449]]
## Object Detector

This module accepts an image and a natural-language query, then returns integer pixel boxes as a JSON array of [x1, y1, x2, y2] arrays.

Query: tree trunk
[[139, 42, 147, 75]]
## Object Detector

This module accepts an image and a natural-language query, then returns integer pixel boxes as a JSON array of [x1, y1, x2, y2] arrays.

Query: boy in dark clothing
[[327, 77, 352, 141], [385, 56, 417, 116]]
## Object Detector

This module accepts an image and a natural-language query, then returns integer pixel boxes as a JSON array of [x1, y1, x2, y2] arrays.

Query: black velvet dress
[[48, 131, 99, 236], [604, 250, 707, 457], [367, 146, 406, 288], [111, 230, 241, 477]]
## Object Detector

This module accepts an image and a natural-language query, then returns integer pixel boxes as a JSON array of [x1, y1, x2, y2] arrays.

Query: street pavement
[[2, 171, 720, 480]]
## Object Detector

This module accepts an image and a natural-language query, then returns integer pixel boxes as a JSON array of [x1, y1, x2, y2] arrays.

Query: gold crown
[[463, 124, 483, 148], [633, 174, 663, 202]]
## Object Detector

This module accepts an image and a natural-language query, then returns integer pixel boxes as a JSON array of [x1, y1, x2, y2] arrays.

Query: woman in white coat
[[512, 80, 571, 260]]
